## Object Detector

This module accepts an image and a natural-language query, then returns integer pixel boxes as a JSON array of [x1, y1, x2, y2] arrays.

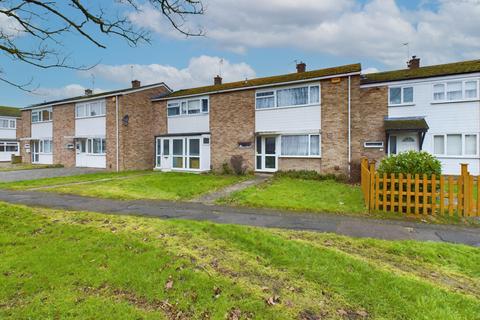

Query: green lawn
[[0, 203, 479, 319], [0, 171, 245, 201], [219, 177, 367, 214]]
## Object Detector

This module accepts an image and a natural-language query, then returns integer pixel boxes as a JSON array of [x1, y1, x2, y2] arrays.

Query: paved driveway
[[0, 168, 105, 182]]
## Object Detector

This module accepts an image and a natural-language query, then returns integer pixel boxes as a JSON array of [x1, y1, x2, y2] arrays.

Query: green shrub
[[377, 151, 441, 177], [275, 170, 348, 182]]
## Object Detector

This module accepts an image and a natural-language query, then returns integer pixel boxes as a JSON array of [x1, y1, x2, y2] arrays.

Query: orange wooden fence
[[360, 159, 480, 217]]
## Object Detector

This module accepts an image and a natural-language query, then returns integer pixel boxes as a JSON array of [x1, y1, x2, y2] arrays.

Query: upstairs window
[[389, 86, 414, 105], [32, 108, 52, 123], [167, 97, 209, 117], [433, 80, 479, 102], [256, 84, 320, 110], [0, 119, 9, 128], [75, 100, 106, 118]]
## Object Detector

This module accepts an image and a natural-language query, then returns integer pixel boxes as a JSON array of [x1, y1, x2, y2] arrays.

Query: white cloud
[[361, 67, 379, 74], [129, 0, 480, 68], [83, 55, 256, 90], [0, 10, 23, 38], [31, 84, 104, 100]]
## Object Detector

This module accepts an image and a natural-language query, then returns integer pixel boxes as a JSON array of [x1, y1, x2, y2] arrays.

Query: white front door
[[156, 136, 203, 171], [398, 135, 418, 153], [76, 139, 88, 167], [31, 141, 40, 163], [256, 136, 277, 172]]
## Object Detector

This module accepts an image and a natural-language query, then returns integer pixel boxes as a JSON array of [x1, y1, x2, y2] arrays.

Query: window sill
[[279, 155, 322, 159], [32, 121, 52, 124], [167, 113, 209, 119], [434, 155, 480, 159], [256, 103, 320, 111], [76, 115, 106, 119], [431, 99, 480, 105], [388, 103, 415, 107]]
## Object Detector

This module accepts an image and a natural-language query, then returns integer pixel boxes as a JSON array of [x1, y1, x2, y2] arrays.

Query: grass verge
[[0, 171, 246, 201], [0, 202, 479, 319], [0, 164, 63, 172]]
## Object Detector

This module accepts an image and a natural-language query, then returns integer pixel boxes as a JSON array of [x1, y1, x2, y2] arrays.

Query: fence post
[[369, 161, 376, 212], [461, 164, 470, 216]]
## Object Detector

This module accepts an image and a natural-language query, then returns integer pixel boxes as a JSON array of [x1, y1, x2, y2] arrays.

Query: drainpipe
[[348, 75, 352, 178], [115, 95, 119, 172]]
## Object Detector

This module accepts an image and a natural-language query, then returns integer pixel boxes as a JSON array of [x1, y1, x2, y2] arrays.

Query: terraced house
[[18, 58, 480, 178], [19, 82, 171, 170], [151, 62, 387, 179], [361, 58, 480, 175], [0, 106, 21, 162]]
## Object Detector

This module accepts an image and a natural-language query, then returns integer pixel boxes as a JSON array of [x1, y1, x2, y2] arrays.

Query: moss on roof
[[0, 106, 21, 117], [161, 63, 361, 99], [362, 59, 480, 84], [384, 118, 429, 131]]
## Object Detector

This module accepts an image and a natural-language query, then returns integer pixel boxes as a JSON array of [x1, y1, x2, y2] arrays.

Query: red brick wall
[[53, 103, 76, 167], [19, 110, 31, 164], [210, 90, 256, 172]]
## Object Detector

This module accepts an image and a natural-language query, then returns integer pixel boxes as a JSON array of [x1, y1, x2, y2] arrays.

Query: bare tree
[[0, 0, 205, 90]]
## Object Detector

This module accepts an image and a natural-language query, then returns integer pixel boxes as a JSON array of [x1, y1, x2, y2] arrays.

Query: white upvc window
[[167, 97, 209, 117], [38, 139, 53, 154], [280, 134, 321, 157], [87, 138, 106, 154], [432, 80, 479, 102], [31, 108, 52, 123], [0, 119, 9, 128], [256, 83, 320, 110], [75, 100, 106, 118], [433, 133, 478, 157], [0, 142, 19, 152], [389, 86, 414, 106]]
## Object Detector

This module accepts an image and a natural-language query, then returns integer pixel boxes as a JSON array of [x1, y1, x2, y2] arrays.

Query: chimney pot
[[131, 80, 141, 88], [214, 75, 223, 86], [407, 56, 420, 70], [85, 89, 93, 96], [296, 62, 306, 73]]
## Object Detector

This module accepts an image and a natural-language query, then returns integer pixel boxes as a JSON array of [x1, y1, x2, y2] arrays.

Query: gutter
[[152, 71, 362, 101], [115, 95, 119, 172], [348, 76, 352, 178]]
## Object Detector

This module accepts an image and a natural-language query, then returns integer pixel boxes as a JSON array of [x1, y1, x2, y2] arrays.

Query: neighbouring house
[[19, 81, 171, 170], [362, 57, 480, 175], [0, 106, 21, 162], [151, 62, 387, 179]]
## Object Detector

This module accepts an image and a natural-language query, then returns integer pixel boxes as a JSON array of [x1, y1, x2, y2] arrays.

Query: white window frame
[[0, 141, 19, 153], [255, 83, 321, 110], [38, 139, 53, 154], [75, 100, 106, 119], [364, 141, 384, 148], [432, 133, 479, 157], [432, 79, 480, 103], [31, 108, 52, 123], [155, 136, 204, 171], [388, 86, 414, 106], [86, 138, 106, 155], [279, 133, 321, 158], [167, 97, 209, 118]]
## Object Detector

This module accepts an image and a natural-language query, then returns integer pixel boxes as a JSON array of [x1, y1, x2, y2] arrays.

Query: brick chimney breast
[[214, 75, 223, 86], [131, 80, 141, 88], [296, 62, 306, 73], [407, 56, 420, 69], [85, 89, 93, 96]]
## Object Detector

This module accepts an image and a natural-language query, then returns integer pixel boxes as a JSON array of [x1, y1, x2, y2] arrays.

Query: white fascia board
[[24, 83, 171, 110], [153, 72, 361, 101], [361, 72, 480, 89]]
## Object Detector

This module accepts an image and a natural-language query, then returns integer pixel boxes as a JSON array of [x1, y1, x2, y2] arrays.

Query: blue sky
[[1, 0, 478, 107]]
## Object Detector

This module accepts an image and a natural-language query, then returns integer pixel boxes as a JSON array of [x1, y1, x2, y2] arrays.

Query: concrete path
[[0, 189, 479, 246], [0, 168, 105, 182], [192, 175, 270, 204]]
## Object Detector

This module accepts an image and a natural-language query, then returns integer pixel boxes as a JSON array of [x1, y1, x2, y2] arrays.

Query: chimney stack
[[85, 89, 93, 96], [131, 80, 141, 88], [407, 56, 420, 70], [296, 62, 306, 73], [214, 75, 223, 86]]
